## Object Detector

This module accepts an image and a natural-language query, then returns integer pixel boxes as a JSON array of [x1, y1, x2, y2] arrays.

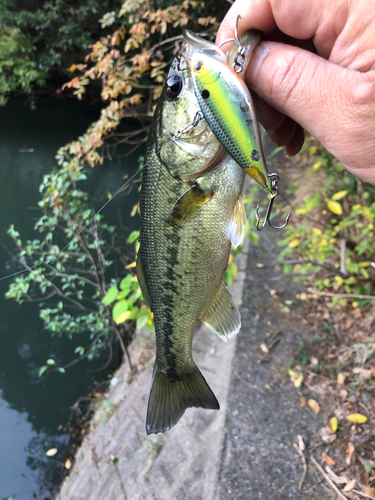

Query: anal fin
[[165, 184, 213, 228], [225, 195, 246, 248], [201, 281, 241, 342]]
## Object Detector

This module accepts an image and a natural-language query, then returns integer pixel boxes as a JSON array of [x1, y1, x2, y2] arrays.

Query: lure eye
[[193, 61, 205, 73], [165, 75, 183, 98]]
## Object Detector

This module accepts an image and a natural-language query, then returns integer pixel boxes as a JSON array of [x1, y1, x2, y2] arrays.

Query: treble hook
[[218, 15, 245, 73], [255, 173, 290, 231]]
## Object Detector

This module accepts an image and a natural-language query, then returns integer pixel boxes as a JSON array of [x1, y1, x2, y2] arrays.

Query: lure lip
[[181, 30, 227, 63]]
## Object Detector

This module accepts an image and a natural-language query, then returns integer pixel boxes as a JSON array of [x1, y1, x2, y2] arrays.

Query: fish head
[[157, 32, 227, 181]]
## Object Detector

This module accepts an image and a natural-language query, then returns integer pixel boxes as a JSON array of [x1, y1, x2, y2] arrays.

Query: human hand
[[216, 0, 375, 184]]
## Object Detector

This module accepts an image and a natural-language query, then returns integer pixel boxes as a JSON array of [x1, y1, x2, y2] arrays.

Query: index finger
[[216, 0, 332, 49], [216, 0, 276, 47]]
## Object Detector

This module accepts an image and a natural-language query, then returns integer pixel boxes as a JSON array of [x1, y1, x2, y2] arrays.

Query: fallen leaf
[[363, 488, 375, 498], [308, 399, 320, 413], [340, 389, 348, 400], [328, 417, 339, 433], [65, 459, 72, 469], [325, 465, 348, 485], [256, 263, 264, 268], [294, 374, 304, 388], [311, 356, 319, 365], [46, 448, 58, 457], [346, 442, 355, 465], [322, 452, 336, 465], [300, 394, 307, 406], [320, 426, 337, 443], [337, 373, 346, 385], [343, 478, 356, 492], [353, 368, 372, 379], [346, 413, 368, 424]]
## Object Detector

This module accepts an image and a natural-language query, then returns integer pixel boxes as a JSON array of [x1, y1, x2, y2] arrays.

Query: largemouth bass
[[138, 30, 258, 435]]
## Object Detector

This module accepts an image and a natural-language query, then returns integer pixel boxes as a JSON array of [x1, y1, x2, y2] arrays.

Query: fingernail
[[246, 43, 270, 88]]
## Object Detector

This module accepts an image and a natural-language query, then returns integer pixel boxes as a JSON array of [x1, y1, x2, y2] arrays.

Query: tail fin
[[146, 363, 219, 435]]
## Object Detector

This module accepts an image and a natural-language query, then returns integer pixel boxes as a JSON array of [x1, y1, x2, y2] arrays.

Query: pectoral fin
[[165, 184, 213, 227], [136, 252, 152, 309], [201, 281, 241, 342], [225, 196, 246, 248]]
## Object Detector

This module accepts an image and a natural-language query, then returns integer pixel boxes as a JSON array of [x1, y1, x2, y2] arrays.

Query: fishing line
[[0, 166, 144, 283]]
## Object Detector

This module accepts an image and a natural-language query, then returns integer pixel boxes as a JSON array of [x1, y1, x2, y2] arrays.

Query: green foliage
[[0, 0, 124, 103], [0, 24, 46, 105], [6, 158, 142, 365], [278, 137, 375, 307]]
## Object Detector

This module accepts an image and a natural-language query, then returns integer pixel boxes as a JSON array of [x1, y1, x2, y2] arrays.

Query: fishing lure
[[179, 17, 289, 230]]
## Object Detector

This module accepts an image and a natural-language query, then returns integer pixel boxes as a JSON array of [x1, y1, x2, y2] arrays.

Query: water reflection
[[0, 96, 142, 498]]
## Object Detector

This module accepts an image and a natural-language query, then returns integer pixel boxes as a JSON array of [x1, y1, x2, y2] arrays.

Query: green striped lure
[[190, 51, 272, 193]]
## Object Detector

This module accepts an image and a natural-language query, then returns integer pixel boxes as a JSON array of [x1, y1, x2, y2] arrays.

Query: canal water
[[0, 96, 141, 499]]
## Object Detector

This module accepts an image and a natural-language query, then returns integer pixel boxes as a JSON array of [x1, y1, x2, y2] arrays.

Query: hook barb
[[255, 174, 290, 231]]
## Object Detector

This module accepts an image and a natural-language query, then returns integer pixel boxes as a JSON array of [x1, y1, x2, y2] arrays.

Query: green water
[[0, 96, 141, 499]]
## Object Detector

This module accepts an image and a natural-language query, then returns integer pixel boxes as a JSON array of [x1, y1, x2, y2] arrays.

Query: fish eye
[[165, 75, 183, 98], [193, 61, 205, 73]]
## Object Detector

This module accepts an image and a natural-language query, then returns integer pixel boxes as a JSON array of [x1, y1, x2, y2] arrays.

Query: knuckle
[[266, 50, 308, 109]]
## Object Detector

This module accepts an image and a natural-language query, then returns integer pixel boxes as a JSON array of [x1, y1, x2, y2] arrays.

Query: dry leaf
[[337, 373, 346, 385], [308, 399, 320, 413], [311, 356, 319, 365], [325, 465, 348, 485], [300, 394, 307, 406], [46, 448, 58, 457], [342, 478, 356, 492], [353, 367, 372, 379], [363, 488, 375, 498], [346, 413, 368, 424], [328, 416, 339, 433], [346, 442, 355, 465], [65, 459, 72, 469], [322, 452, 336, 465], [294, 374, 304, 388], [340, 389, 348, 400], [320, 426, 337, 443]]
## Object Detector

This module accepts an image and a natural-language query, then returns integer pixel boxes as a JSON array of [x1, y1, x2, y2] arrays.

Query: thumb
[[245, 41, 375, 180]]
